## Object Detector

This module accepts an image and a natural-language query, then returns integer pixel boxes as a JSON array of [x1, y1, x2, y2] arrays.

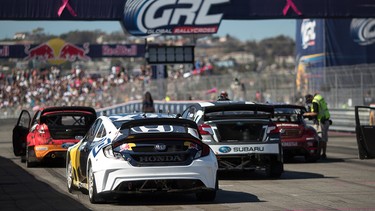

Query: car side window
[[184, 106, 196, 120], [85, 119, 101, 143], [30, 111, 41, 131], [95, 123, 106, 139]]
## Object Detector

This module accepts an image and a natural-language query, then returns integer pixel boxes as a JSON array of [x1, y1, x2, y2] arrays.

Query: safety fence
[[3, 64, 375, 133]]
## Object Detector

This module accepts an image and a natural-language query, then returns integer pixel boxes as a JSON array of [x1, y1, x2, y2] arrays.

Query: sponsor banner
[[1, 0, 375, 20], [326, 19, 375, 66], [0, 39, 145, 63], [122, 0, 230, 36], [209, 143, 280, 155], [296, 19, 325, 63], [2, 0, 375, 36], [296, 19, 375, 67]]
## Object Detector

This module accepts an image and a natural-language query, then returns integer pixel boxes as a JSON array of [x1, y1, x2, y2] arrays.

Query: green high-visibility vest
[[312, 94, 330, 122]]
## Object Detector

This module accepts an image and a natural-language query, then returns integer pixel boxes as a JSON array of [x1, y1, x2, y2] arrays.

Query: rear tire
[[305, 154, 320, 163], [66, 158, 76, 193], [196, 177, 218, 202], [26, 146, 38, 168], [88, 165, 105, 204], [21, 155, 26, 163], [265, 161, 283, 178]]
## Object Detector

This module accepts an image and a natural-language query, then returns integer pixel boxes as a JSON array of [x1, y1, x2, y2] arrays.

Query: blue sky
[[0, 20, 296, 41]]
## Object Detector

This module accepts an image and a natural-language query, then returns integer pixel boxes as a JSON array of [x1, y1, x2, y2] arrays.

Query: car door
[[27, 110, 42, 147], [12, 110, 31, 156], [355, 105, 375, 159], [78, 119, 103, 177]]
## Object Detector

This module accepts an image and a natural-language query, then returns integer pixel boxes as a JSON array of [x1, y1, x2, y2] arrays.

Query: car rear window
[[273, 108, 304, 123], [42, 114, 93, 126], [121, 125, 200, 139]]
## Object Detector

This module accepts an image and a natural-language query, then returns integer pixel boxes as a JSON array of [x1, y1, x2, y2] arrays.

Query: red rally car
[[12, 106, 97, 167], [271, 104, 321, 162]]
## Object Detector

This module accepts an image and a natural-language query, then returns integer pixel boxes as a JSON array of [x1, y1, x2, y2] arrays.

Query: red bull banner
[[0, 38, 145, 64]]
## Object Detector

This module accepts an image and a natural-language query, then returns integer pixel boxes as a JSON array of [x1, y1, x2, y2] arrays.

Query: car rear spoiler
[[120, 118, 199, 130], [41, 106, 97, 116], [204, 103, 274, 115], [271, 104, 307, 113]]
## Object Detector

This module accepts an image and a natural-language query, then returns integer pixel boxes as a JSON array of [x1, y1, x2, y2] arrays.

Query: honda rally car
[[66, 113, 218, 203]]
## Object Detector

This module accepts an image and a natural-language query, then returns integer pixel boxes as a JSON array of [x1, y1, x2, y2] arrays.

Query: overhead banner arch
[[1, 0, 375, 36]]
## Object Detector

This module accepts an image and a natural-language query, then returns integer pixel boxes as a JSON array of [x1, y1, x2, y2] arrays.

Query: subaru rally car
[[12, 106, 97, 167], [272, 104, 321, 162], [181, 101, 284, 178], [66, 113, 218, 204]]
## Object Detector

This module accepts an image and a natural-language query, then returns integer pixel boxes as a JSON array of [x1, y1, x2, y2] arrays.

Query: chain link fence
[[2, 64, 375, 119]]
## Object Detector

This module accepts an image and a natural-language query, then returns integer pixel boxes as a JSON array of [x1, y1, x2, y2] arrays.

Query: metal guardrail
[[96, 101, 361, 133], [1, 100, 361, 133]]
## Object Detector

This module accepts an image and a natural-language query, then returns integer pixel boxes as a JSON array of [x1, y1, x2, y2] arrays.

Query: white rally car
[[66, 113, 218, 203], [181, 101, 284, 178]]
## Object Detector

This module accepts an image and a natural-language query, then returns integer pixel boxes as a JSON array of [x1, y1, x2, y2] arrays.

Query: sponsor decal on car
[[139, 155, 182, 162], [184, 141, 199, 150], [211, 144, 280, 154], [218, 146, 231, 153], [92, 137, 111, 157], [120, 143, 135, 152]]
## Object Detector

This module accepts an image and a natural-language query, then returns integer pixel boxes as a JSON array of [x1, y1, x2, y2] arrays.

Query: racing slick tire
[[21, 155, 26, 163], [88, 164, 105, 204], [196, 177, 218, 202], [265, 160, 283, 179], [26, 146, 38, 168], [66, 158, 77, 193]]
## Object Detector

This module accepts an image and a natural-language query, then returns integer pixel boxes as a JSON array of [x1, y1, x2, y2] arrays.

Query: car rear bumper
[[33, 142, 77, 160], [93, 154, 218, 194]]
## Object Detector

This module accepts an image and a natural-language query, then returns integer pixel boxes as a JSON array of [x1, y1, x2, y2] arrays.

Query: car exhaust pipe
[[51, 153, 56, 159]]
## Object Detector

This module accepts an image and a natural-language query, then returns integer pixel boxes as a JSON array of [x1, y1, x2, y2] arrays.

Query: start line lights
[[146, 45, 195, 64]]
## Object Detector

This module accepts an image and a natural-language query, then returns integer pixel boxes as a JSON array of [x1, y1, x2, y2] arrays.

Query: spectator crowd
[[0, 65, 153, 117]]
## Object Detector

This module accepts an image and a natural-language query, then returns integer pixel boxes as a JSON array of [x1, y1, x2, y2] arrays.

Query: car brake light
[[194, 143, 211, 158], [38, 125, 45, 134], [103, 145, 122, 160], [201, 143, 210, 157], [198, 124, 213, 135]]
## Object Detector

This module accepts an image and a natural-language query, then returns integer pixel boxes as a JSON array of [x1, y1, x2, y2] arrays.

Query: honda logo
[[155, 143, 167, 151]]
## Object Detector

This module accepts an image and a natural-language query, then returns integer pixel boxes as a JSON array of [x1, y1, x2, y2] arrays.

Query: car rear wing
[[120, 118, 199, 130], [41, 106, 97, 116], [203, 103, 274, 120], [205, 103, 274, 113], [271, 104, 307, 114], [116, 118, 202, 143], [272, 104, 307, 111]]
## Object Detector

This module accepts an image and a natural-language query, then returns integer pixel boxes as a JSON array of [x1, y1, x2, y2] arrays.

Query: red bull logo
[[59, 43, 90, 61], [23, 38, 90, 65], [24, 44, 54, 61]]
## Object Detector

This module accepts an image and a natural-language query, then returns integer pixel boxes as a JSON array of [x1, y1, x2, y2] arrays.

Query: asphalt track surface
[[1, 118, 375, 211]]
